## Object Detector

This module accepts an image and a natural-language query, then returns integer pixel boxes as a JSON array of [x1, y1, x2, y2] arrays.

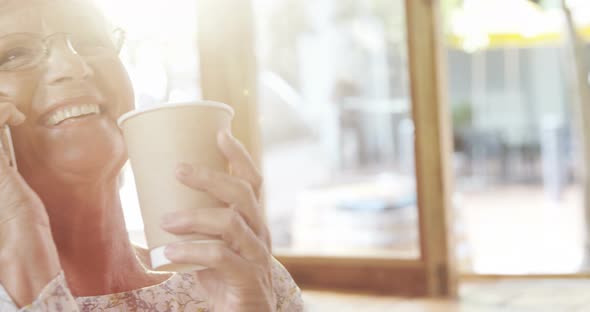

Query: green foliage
[[452, 101, 473, 129]]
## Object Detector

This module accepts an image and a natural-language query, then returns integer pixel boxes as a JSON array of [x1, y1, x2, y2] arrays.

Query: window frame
[[195, 0, 457, 297]]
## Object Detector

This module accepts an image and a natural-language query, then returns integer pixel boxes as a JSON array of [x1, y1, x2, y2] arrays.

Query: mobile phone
[[0, 125, 17, 168]]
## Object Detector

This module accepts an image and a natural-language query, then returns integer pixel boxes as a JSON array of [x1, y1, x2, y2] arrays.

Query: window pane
[[255, 0, 420, 258], [447, 2, 588, 273]]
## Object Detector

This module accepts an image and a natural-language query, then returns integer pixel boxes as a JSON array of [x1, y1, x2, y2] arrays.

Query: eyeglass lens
[[0, 30, 122, 71]]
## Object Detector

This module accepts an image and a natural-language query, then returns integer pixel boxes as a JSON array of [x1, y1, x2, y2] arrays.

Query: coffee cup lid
[[117, 101, 235, 127]]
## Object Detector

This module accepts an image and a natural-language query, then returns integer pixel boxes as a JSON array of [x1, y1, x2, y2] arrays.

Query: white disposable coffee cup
[[118, 101, 234, 272]]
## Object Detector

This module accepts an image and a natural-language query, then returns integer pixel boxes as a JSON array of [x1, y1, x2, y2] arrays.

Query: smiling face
[[0, 0, 135, 185]]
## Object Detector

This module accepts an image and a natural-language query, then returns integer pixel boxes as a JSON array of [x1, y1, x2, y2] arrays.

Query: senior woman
[[0, 0, 303, 311]]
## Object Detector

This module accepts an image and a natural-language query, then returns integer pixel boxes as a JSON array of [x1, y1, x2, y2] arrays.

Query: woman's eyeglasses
[[0, 28, 125, 72]]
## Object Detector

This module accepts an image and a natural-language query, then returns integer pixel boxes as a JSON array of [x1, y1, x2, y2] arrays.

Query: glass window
[[446, 1, 588, 273], [254, 0, 420, 258]]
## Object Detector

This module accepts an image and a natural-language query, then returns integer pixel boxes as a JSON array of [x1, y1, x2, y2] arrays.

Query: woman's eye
[[0, 47, 35, 69]]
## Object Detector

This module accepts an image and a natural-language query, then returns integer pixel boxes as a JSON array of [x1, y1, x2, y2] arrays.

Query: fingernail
[[164, 245, 180, 260], [15, 112, 26, 123], [160, 213, 179, 228], [177, 163, 193, 177], [193, 166, 210, 180]]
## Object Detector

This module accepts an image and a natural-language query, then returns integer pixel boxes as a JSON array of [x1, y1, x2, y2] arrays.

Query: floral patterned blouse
[[0, 258, 303, 311]]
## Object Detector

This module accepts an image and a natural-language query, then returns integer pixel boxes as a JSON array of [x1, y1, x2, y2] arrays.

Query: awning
[[447, 0, 590, 51]]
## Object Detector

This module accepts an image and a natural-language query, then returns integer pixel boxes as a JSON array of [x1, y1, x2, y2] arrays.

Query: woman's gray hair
[[1, 0, 116, 34]]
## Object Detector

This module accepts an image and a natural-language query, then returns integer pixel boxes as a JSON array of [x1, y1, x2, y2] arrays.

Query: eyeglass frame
[[0, 27, 126, 72]]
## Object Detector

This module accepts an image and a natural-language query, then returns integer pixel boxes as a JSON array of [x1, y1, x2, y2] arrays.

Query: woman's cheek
[[0, 72, 41, 115], [92, 59, 135, 119]]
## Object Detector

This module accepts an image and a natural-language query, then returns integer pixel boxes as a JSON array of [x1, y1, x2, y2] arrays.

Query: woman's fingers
[[164, 241, 254, 280], [216, 132, 273, 248], [164, 240, 272, 292], [217, 131, 263, 199], [161, 208, 270, 264], [176, 163, 263, 236], [0, 102, 25, 126]]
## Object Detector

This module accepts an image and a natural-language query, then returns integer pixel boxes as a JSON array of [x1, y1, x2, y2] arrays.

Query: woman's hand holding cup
[[161, 131, 274, 312], [120, 101, 274, 311]]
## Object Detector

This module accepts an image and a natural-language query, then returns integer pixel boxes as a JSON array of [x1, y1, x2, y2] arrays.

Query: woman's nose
[[44, 37, 94, 85]]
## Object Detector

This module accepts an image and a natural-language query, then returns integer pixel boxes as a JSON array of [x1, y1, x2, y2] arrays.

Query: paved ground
[[458, 185, 584, 274]]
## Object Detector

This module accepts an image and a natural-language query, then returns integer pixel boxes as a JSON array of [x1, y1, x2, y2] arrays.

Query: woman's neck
[[40, 177, 166, 296]]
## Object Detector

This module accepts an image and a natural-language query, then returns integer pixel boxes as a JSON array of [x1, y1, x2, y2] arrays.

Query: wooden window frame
[[196, 0, 457, 297]]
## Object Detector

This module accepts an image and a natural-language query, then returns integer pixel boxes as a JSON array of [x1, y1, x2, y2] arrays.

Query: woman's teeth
[[48, 104, 101, 126]]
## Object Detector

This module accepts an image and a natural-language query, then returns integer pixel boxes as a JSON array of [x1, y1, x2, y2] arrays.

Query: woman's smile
[[46, 103, 101, 127], [41, 95, 104, 128]]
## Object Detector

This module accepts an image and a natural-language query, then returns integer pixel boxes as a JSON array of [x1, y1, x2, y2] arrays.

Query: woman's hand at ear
[[0, 102, 61, 307]]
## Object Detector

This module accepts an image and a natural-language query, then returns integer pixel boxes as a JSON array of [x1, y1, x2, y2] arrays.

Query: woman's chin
[[53, 152, 126, 182], [47, 150, 126, 184], [42, 130, 128, 183]]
